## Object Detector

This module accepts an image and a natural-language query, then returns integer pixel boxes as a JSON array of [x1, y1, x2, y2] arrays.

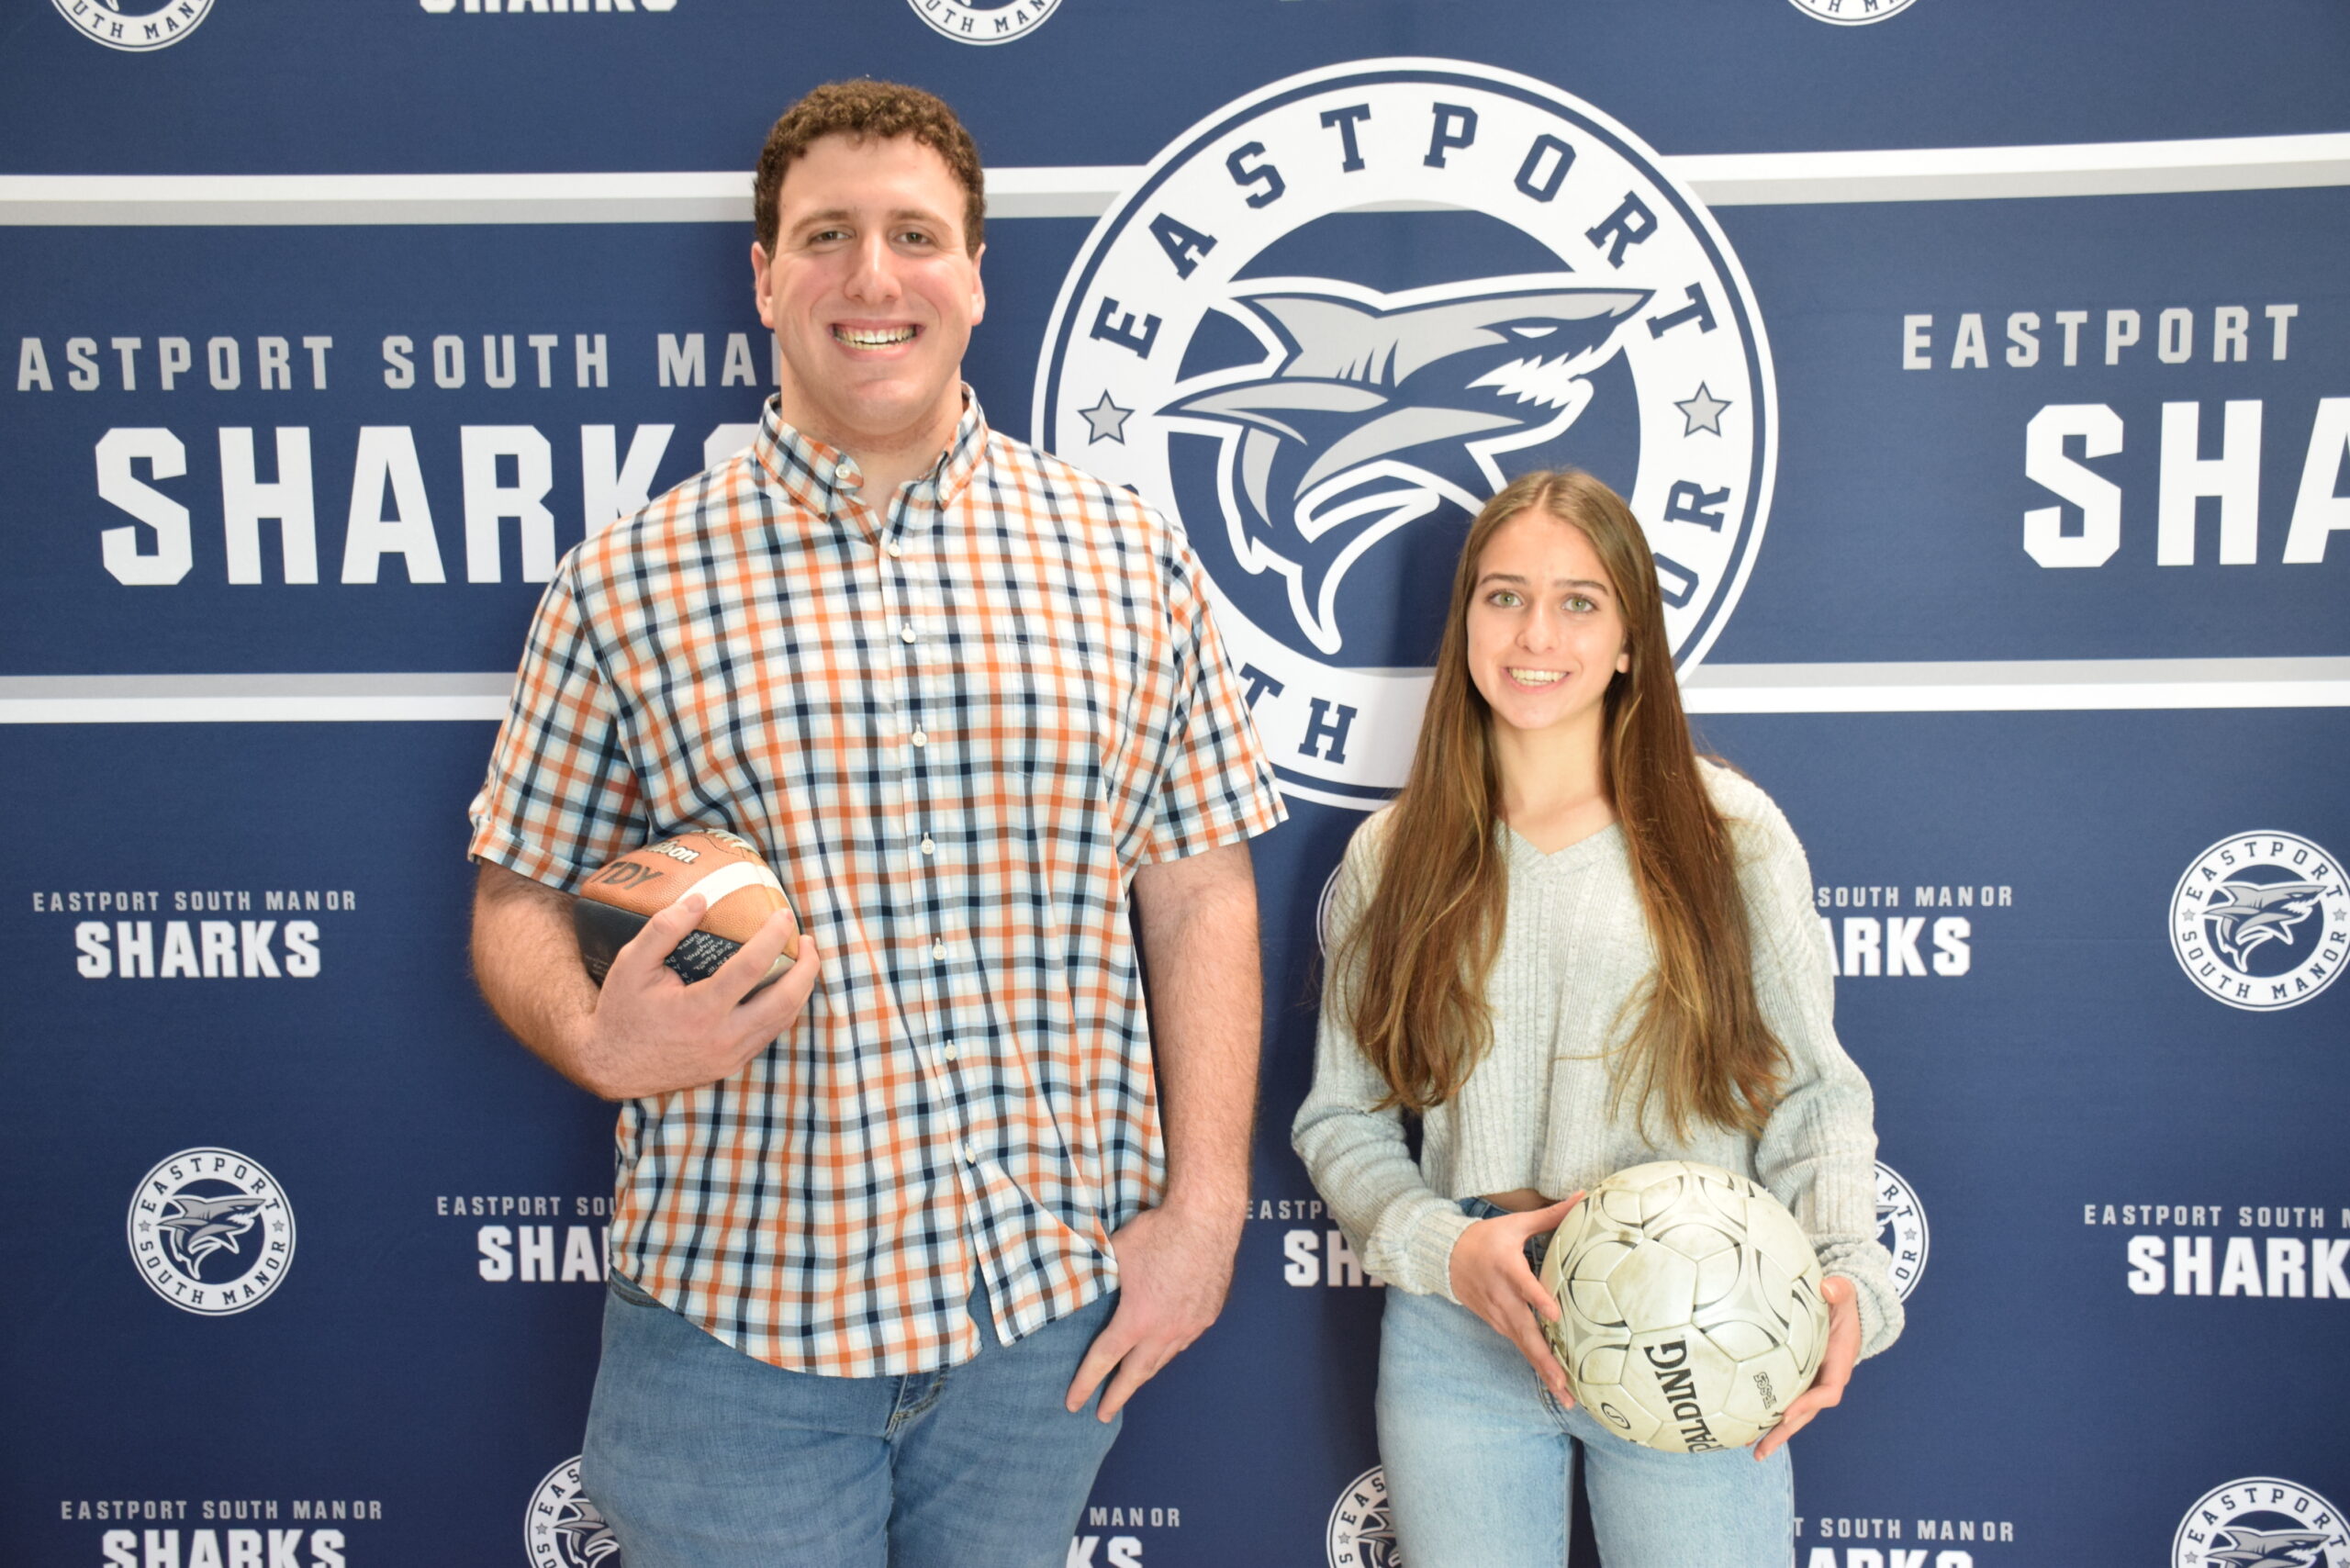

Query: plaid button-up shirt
[[469, 393, 1283, 1376]]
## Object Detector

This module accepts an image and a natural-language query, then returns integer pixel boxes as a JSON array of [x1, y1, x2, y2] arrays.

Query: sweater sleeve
[[1291, 813, 1476, 1299], [1721, 773, 1906, 1361]]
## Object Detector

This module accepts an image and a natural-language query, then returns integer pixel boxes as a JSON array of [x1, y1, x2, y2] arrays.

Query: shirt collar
[[752, 390, 988, 531]]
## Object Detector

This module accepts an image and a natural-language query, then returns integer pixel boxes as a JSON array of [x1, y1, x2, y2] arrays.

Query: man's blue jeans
[[582, 1270, 1122, 1568]]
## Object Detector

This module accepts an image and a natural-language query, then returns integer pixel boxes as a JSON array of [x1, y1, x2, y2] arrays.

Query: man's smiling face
[[753, 132, 985, 468]]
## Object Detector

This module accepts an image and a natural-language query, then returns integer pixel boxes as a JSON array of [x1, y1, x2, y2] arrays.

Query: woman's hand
[[1447, 1193, 1583, 1404], [1753, 1272, 1861, 1460]]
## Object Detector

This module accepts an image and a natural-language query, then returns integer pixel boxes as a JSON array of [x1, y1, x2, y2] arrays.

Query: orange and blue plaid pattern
[[469, 395, 1283, 1375]]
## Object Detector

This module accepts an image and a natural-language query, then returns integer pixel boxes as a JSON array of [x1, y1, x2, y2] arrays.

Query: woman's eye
[[1566, 595, 1595, 612], [1488, 590, 1521, 608]]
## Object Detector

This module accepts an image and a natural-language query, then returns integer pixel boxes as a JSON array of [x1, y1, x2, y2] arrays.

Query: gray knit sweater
[[1292, 763, 1905, 1361]]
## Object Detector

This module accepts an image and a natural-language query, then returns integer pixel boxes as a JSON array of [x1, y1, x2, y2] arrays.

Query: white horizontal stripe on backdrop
[[4, 132, 2348, 224], [3, 660, 2344, 723]]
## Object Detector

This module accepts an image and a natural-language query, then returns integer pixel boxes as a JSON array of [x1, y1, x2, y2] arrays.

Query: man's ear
[[968, 242, 986, 327], [750, 241, 776, 330]]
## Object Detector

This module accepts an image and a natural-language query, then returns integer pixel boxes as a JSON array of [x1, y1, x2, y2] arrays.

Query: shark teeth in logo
[[1035, 60, 1775, 810], [1874, 1160, 1930, 1303], [1326, 1465, 1401, 1568], [2170, 832, 2347, 1013], [127, 1148, 296, 1316], [529, 1457, 622, 1568], [2174, 1478, 2346, 1568]]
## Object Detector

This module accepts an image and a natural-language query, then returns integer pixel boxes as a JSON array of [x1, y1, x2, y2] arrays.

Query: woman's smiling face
[[1464, 508, 1630, 744]]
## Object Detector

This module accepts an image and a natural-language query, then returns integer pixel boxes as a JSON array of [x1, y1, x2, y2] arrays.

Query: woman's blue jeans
[[1374, 1203, 1795, 1568]]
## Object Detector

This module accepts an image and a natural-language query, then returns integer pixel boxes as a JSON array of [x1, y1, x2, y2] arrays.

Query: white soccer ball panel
[[1566, 1274, 1625, 1329], [1695, 1314, 1779, 1362], [1595, 1242, 1698, 1332], [1719, 1340, 1806, 1430]]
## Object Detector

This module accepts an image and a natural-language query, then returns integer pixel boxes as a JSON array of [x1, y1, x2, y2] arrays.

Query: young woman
[[1293, 470, 1901, 1568]]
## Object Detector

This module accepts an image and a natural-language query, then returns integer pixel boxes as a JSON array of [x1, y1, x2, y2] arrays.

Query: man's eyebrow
[[789, 206, 949, 230]]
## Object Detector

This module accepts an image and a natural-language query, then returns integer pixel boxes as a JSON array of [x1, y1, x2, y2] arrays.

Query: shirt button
[[900, 624, 918, 644], [886, 541, 903, 558], [910, 730, 927, 748], [942, 1042, 957, 1062], [962, 1143, 977, 1164], [919, 835, 935, 856], [931, 942, 948, 960]]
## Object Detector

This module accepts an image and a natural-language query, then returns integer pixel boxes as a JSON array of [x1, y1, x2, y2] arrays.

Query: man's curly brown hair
[[753, 80, 985, 256]]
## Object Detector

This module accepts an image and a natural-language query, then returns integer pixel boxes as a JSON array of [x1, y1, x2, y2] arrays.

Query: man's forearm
[[471, 861, 602, 1092], [1133, 841, 1262, 1226]]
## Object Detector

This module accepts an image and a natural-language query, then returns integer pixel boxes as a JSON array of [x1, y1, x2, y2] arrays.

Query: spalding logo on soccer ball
[[1538, 1159, 1827, 1453], [572, 830, 798, 991]]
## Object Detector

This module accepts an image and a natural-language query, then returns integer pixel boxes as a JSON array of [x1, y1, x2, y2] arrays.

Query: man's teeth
[[1510, 669, 1563, 686], [836, 326, 916, 346]]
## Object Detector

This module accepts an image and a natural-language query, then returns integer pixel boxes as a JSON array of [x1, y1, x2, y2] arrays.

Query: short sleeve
[[465, 560, 648, 891], [1134, 526, 1286, 865]]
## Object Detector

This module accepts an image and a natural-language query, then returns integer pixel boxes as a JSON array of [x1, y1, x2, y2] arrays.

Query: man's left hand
[[1064, 1203, 1240, 1421], [1753, 1272, 1861, 1460]]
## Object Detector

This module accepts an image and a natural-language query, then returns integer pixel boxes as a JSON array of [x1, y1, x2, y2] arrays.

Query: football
[[572, 830, 798, 991], [1537, 1159, 1828, 1453]]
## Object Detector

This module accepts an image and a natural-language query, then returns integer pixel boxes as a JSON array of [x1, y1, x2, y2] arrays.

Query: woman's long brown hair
[[1334, 469, 1785, 1139]]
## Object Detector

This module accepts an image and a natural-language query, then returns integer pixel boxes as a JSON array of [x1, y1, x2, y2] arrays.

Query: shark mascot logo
[[2171, 832, 2347, 1012], [2176, 1480, 2346, 1568], [126, 1148, 296, 1316], [1326, 1465, 1401, 1568], [1874, 1160, 1930, 1303], [1037, 59, 1775, 808], [529, 1458, 623, 1568]]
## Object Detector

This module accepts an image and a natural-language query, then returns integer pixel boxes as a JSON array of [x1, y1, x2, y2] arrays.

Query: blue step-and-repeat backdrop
[[5, 2, 2346, 1565]]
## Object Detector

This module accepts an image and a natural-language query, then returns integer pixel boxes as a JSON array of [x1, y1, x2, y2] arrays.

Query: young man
[[467, 81, 1283, 1568]]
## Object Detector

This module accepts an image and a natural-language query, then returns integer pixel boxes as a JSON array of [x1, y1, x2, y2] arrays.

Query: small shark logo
[[155, 1193, 266, 1278], [2206, 1528, 2333, 1568], [2203, 879, 2328, 969], [1162, 276, 1650, 654], [551, 1498, 621, 1567]]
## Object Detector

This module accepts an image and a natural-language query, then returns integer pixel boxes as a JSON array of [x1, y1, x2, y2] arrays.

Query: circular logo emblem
[[1327, 1464, 1403, 1568], [52, 0, 216, 51], [127, 1148, 295, 1316], [1036, 59, 1776, 810], [1874, 1160, 1930, 1303], [528, 1457, 622, 1568], [2170, 832, 2347, 1012], [2174, 1477, 2346, 1568], [906, 0, 1057, 46], [1785, 0, 1919, 24]]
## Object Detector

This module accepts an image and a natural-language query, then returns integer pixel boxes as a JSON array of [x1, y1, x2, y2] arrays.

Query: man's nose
[[845, 234, 901, 300]]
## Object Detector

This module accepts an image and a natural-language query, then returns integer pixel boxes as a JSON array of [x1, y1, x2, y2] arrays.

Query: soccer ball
[[1537, 1159, 1828, 1453]]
